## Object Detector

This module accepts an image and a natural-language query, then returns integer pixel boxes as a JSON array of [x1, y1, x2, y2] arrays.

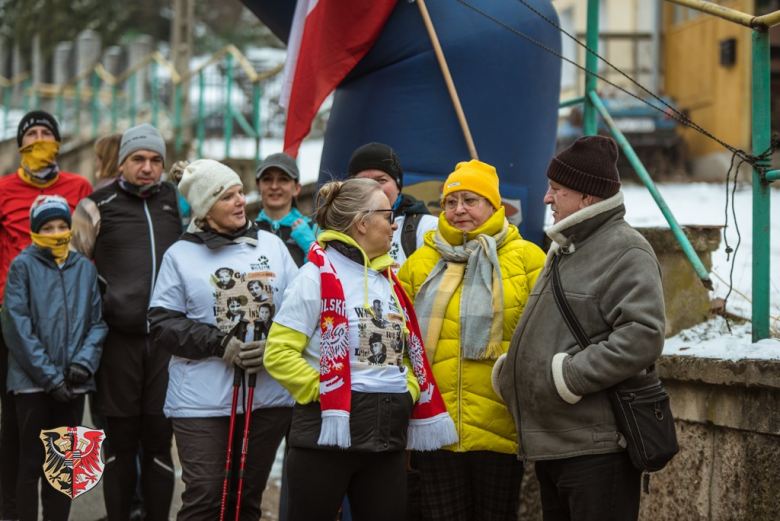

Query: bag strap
[[551, 253, 590, 351], [551, 253, 656, 373], [401, 213, 423, 258]]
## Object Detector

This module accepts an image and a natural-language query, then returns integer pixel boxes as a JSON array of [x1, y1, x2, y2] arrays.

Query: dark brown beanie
[[546, 136, 621, 198]]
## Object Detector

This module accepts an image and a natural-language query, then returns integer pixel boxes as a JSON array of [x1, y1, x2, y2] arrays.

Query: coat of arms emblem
[[40, 426, 105, 499]]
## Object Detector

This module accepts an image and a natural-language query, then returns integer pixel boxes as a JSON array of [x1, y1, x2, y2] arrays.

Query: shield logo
[[40, 426, 105, 499]]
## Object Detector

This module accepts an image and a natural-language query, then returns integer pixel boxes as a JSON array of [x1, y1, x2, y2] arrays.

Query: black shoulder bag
[[550, 253, 679, 486]]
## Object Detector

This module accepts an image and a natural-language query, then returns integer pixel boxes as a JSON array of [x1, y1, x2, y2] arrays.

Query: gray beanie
[[119, 124, 166, 166]]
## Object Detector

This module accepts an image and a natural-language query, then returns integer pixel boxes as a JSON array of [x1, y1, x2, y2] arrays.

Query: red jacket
[[0, 171, 93, 304]]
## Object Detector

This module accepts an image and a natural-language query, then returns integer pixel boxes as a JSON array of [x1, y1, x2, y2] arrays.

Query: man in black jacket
[[72, 124, 182, 521], [348, 142, 438, 271]]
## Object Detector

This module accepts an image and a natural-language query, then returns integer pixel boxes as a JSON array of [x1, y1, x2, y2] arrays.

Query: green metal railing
[[0, 45, 283, 167], [561, 0, 779, 341]]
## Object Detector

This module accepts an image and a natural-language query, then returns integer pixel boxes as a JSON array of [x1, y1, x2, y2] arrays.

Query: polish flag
[[281, 0, 398, 158]]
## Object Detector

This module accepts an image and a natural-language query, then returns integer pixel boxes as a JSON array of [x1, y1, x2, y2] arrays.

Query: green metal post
[[151, 60, 159, 129], [751, 29, 771, 341], [74, 82, 81, 138], [56, 90, 63, 125], [34, 85, 40, 110], [92, 71, 100, 138], [254, 83, 261, 167], [589, 91, 713, 288], [129, 73, 137, 127], [111, 85, 118, 133], [559, 96, 586, 109], [174, 83, 183, 154], [224, 53, 234, 159], [22, 78, 30, 114], [197, 71, 205, 158], [583, 0, 600, 136], [766, 170, 780, 182]]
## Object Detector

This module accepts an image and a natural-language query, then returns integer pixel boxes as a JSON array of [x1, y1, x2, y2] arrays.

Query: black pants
[[534, 451, 641, 521], [103, 414, 174, 521], [416, 449, 524, 521], [15, 392, 85, 521], [286, 447, 406, 521], [173, 408, 291, 521], [0, 321, 19, 519]]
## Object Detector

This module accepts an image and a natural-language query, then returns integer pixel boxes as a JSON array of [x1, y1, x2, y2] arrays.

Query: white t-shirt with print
[[388, 213, 438, 272], [151, 231, 299, 417], [274, 247, 409, 394]]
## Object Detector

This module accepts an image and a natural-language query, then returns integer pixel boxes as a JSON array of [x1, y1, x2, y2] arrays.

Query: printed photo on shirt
[[354, 300, 404, 369], [212, 268, 278, 341]]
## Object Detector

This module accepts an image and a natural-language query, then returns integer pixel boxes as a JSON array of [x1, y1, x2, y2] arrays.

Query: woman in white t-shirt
[[264, 178, 457, 521], [148, 159, 298, 520]]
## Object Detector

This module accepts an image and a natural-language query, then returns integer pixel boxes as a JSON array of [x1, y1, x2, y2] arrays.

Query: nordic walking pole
[[219, 318, 249, 521], [233, 367, 258, 520], [416, 0, 479, 160]]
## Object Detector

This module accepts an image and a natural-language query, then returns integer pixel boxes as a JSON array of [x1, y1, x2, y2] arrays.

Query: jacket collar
[[544, 192, 625, 266], [27, 243, 74, 268], [181, 220, 258, 249], [395, 193, 430, 217]]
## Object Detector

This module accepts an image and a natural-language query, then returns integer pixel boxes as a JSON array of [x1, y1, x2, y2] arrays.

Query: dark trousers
[[173, 407, 291, 521], [286, 447, 406, 521], [0, 322, 19, 519], [416, 449, 524, 521], [15, 392, 85, 521], [103, 414, 174, 521], [534, 451, 641, 521]]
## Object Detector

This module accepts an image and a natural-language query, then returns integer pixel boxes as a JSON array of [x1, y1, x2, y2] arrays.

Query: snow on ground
[[663, 318, 779, 360]]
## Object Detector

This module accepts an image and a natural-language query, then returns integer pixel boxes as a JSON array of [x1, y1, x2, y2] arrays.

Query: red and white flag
[[281, 0, 398, 158]]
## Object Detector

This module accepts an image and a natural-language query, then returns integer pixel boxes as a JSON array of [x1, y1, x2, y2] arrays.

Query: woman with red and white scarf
[[265, 178, 457, 521]]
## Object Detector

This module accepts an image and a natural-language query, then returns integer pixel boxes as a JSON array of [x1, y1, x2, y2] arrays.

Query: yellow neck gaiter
[[18, 140, 61, 188], [31, 230, 72, 265]]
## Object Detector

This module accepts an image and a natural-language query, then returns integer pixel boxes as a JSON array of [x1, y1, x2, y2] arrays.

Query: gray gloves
[[238, 341, 265, 374], [221, 338, 265, 374]]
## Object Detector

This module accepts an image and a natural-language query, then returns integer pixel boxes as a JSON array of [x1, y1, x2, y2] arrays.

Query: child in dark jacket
[[0, 195, 107, 521]]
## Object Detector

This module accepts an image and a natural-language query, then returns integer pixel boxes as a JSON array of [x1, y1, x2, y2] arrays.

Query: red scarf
[[308, 242, 457, 450]]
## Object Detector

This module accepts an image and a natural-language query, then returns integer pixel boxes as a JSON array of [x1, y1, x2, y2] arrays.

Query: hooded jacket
[[1, 244, 107, 392], [494, 192, 665, 462], [255, 206, 316, 267], [398, 208, 546, 454]]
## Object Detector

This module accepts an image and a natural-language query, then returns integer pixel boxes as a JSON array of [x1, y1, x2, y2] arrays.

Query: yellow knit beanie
[[441, 160, 501, 210]]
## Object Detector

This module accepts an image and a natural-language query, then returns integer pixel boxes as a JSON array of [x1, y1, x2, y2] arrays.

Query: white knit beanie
[[177, 159, 243, 219]]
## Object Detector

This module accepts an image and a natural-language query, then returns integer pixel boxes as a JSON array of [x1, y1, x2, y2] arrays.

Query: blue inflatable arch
[[241, 0, 561, 245]]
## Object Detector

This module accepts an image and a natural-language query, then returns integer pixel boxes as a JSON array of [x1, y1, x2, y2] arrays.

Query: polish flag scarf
[[308, 240, 458, 450]]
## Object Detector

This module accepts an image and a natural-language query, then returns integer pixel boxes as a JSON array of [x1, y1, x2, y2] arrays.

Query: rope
[[455, 0, 780, 174]]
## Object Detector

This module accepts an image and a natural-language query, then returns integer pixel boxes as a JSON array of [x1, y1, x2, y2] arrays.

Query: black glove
[[49, 381, 75, 403], [67, 364, 91, 386]]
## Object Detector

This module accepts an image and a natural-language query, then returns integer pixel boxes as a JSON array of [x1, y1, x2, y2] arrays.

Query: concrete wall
[[516, 356, 780, 520]]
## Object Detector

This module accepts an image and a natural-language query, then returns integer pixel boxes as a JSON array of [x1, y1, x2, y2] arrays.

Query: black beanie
[[546, 136, 621, 199], [347, 142, 403, 191], [17, 111, 61, 147]]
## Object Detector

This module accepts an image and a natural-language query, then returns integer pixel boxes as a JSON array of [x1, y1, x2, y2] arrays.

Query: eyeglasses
[[441, 195, 487, 211], [372, 209, 395, 224]]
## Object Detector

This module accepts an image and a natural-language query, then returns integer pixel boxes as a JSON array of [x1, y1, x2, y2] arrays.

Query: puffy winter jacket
[[1, 245, 107, 392], [398, 208, 545, 454]]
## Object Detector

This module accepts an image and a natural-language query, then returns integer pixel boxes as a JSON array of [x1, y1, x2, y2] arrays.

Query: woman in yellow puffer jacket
[[398, 159, 545, 521]]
